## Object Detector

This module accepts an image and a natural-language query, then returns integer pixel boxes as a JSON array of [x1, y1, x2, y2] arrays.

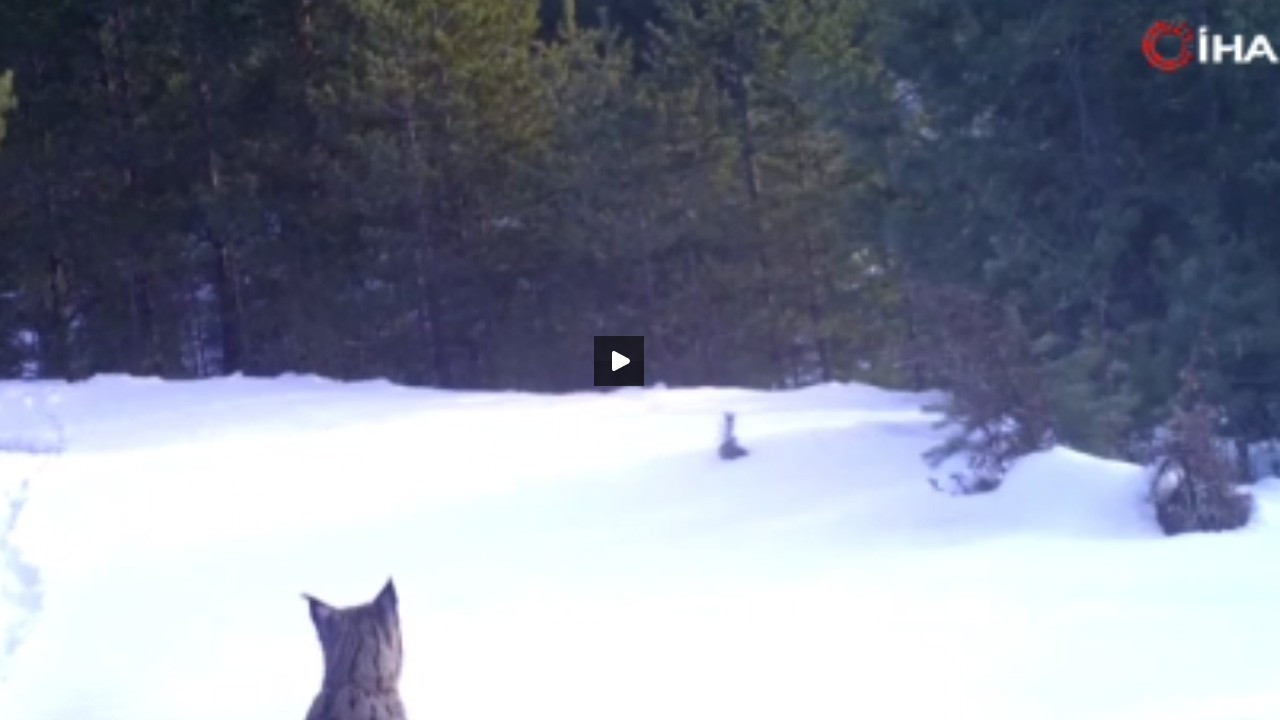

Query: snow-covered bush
[[1146, 369, 1253, 536], [910, 284, 1053, 494]]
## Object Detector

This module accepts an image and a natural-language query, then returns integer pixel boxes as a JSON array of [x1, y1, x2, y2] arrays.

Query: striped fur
[[303, 579, 407, 720]]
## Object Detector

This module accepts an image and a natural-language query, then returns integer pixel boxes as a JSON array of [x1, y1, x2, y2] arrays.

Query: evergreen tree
[[307, 0, 554, 386], [875, 0, 1280, 458], [0, 69, 15, 374], [643, 0, 898, 385], [0, 70, 13, 146]]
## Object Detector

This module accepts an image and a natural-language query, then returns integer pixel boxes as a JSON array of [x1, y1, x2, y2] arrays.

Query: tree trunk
[[185, 0, 244, 373], [103, 1, 161, 374], [42, 253, 73, 380], [726, 66, 784, 383], [403, 89, 451, 387]]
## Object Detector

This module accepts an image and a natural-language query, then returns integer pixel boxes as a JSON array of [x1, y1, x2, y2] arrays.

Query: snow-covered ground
[[1, 375, 1279, 720]]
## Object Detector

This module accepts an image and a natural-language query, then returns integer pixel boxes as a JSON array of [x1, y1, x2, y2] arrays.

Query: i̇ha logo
[[1143, 20, 1279, 72]]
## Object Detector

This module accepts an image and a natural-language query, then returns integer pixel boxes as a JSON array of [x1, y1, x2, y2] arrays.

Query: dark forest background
[[2, 0, 1280, 464]]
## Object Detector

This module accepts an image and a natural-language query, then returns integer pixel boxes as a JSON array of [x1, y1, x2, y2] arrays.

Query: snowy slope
[[1, 375, 1279, 720]]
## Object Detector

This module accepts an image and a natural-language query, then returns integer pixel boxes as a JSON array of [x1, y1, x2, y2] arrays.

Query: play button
[[593, 336, 645, 387]]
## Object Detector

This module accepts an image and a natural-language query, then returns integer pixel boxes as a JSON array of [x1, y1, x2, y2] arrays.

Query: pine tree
[[307, 0, 554, 386], [0, 69, 16, 374], [641, 0, 898, 386], [0, 70, 14, 146]]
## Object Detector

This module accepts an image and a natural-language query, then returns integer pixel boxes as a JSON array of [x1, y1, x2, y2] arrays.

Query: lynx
[[303, 579, 407, 720]]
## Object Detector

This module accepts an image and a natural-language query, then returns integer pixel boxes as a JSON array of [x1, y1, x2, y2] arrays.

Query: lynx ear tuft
[[304, 593, 335, 627], [376, 578, 398, 612]]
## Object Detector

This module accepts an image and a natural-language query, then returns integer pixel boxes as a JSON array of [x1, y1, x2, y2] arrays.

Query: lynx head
[[304, 579, 403, 692]]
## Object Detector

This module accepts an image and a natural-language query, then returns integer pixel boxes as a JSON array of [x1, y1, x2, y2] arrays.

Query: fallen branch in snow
[[924, 413, 1047, 496], [927, 470, 1001, 496]]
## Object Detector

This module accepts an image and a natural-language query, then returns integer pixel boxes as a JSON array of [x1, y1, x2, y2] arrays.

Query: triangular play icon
[[611, 350, 630, 372]]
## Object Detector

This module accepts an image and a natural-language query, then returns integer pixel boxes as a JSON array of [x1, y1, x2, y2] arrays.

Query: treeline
[[3, 0, 1280, 465], [0, 0, 898, 390]]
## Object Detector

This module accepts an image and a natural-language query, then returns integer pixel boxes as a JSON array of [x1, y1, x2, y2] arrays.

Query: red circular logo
[[1143, 20, 1195, 72]]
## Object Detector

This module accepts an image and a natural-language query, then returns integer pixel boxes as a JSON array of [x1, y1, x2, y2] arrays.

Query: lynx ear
[[376, 578, 398, 613], [304, 593, 335, 627]]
